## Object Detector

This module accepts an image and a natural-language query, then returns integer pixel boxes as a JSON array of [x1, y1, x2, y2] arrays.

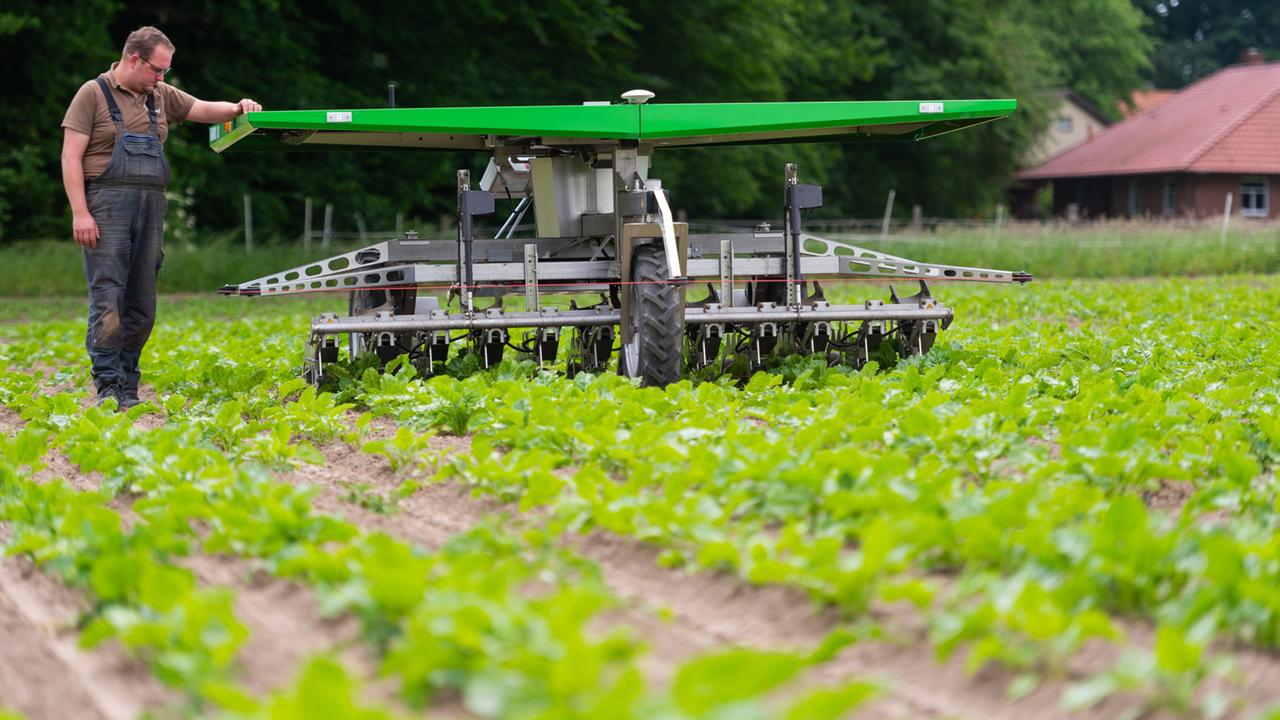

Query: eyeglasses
[[135, 54, 172, 77]]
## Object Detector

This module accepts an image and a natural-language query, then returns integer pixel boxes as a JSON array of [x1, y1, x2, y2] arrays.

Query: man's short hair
[[121, 26, 174, 61]]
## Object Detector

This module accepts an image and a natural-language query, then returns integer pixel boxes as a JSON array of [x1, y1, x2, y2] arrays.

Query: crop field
[[1, 274, 1280, 719]]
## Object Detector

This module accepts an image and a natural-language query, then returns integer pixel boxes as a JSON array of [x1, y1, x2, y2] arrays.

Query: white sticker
[[326, 112, 353, 123], [919, 102, 944, 114]]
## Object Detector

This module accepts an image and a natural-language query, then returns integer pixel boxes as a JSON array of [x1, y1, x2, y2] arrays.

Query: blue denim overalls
[[83, 77, 170, 398]]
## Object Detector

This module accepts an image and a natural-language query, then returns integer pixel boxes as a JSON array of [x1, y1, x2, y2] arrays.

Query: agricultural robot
[[213, 91, 1031, 386]]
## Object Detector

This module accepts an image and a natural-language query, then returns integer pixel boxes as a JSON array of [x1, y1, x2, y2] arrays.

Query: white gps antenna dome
[[621, 89, 656, 105]]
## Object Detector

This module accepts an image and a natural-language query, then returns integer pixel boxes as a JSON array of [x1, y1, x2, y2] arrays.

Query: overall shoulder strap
[[94, 77, 124, 126], [145, 93, 157, 130]]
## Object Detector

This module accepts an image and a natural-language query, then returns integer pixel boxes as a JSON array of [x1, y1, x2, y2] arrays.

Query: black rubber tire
[[621, 244, 682, 387]]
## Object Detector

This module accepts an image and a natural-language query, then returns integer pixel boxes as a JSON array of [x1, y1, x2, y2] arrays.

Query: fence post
[[303, 196, 313, 251], [354, 211, 367, 242], [881, 189, 896, 238], [1221, 192, 1233, 243], [243, 193, 253, 252], [995, 202, 1005, 230], [395, 211, 403, 237], [911, 204, 922, 232], [323, 203, 333, 248]]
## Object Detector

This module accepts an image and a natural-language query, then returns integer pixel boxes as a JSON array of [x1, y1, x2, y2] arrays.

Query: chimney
[[1241, 48, 1264, 65]]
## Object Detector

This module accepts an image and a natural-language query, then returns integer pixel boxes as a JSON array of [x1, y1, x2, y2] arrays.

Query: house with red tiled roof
[[1023, 90, 1113, 167], [1017, 55, 1279, 220], [1122, 89, 1174, 118]]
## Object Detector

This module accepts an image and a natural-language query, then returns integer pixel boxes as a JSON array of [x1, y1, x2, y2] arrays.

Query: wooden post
[[995, 202, 1005, 229], [354, 212, 367, 242], [911, 204, 923, 231], [243, 193, 253, 252], [1221, 192, 1233, 243], [323, 203, 333, 248], [395, 211, 404, 237], [881, 189, 896, 238], [303, 196, 313, 251]]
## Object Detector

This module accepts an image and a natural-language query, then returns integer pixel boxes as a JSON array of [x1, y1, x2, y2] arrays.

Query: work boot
[[94, 382, 122, 409], [118, 385, 141, 411]]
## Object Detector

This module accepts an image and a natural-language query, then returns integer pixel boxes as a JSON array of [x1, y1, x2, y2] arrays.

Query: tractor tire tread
[[632, 245, 682, 387]]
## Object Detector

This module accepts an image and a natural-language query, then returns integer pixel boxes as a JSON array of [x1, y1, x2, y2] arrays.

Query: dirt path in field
[[0, 555, 175, 720]]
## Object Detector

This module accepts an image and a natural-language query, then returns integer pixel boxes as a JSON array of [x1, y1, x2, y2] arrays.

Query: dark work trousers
[[82, 77, 170, 395], [83, 185, 165, 392]]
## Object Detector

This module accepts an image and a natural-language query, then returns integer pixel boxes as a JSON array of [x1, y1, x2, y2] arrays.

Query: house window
[[1056, 116, 1073, 133], [1163, 178, 1176, 217], [1242, 177, 1268, 217]]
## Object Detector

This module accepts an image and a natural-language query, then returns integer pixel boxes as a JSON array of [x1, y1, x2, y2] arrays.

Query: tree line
[[0, 0, 1268, 242]]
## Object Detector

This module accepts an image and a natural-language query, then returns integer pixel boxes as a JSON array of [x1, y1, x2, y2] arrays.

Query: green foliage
[[3, 270, 1280, 715], [672, 649, 807, 715], [361, 426, 437, 474], [341, 273, 1280, 711], [235, 657, 405, 720], [339, 478, 419, 515], [783, 682, 879, 720], [1, 0, 1156, 242], [1140, 0, 1280, 88], [2, 303, 892, 719], [1010, 0, 1152, 120], [0, 0, 117, 241], [1062, 622, 1237, 718]]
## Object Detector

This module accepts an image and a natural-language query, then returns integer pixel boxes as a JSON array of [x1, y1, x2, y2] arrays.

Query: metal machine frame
[[214, 92, 1031, 385]]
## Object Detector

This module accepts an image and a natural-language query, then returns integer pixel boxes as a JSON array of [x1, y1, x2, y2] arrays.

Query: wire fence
[[226, 187, 1280, 249]]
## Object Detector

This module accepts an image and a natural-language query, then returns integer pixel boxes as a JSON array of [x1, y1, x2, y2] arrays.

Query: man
[[60, 26, 261, 410]]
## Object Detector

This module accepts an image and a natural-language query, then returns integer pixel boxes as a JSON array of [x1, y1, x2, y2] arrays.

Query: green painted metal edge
[[209, 104, 640, 153], [209, 98, 1015, 153]]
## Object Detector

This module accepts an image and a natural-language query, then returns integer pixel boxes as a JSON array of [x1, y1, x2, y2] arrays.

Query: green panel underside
[[209, 99, 1015, 153], [638, 99, 1014, 147]]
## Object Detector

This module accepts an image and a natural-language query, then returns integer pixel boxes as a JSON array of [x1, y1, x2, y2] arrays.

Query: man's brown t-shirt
[[61, 62, 197, 180]]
